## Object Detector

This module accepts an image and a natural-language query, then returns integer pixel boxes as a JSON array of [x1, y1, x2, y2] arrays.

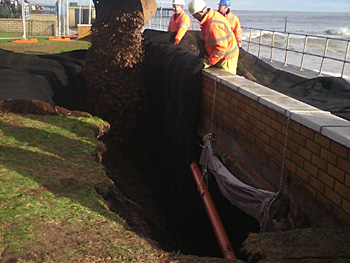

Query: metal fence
[[243, 27, 350, 79], [144, 3, 201, 31], [144, 5, 350, 80]]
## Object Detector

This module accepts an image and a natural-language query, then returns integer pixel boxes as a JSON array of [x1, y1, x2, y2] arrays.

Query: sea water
[[237, 11, 350, 38], [145, 10, 350, 79], [237, 11, 350, 79]]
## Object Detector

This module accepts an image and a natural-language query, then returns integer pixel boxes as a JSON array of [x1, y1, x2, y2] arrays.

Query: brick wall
[[30, 14, 55, 21], [200, 68, 350, 227], [0, 18, 56, 36]]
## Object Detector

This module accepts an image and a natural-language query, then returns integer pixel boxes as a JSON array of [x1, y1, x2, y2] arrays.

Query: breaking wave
[[241, 31, 287, 41], [325, 27, 350, 36]]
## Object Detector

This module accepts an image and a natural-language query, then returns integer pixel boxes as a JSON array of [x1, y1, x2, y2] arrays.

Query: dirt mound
[[0, 99, 92, 117], [83, 2, 146, 145], [243, 228, 350, 262]]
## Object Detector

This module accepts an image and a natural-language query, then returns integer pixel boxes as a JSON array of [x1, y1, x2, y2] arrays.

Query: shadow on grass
[[0, 115, 125, 227]]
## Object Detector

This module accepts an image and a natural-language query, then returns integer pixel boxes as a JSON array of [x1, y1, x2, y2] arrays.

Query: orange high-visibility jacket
[[167, 10, 191, 43], [200, 8, 239, 66], [225, 12, 242, 45]]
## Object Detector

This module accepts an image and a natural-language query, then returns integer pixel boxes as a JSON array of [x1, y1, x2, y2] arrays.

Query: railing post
[[283, 33, 290, 67], [319, 38, 329, 76], [300, 35, 308, 71], [270, 31, 275, 62], [247, 28, 252, 52], [160, 4, 163, 29], [258, 29, 262, 59], [341, 41, 350, 78]]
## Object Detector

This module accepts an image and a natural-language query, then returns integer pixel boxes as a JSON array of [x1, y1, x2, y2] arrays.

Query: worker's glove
[[238, 42, 242, 48], [174, 39, 180, 45], [202, 59, 210, 69]]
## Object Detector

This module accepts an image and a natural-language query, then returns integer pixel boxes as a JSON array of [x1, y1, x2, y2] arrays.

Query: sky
[[205, 0, 350, 13], [29, 0, 350, 13]]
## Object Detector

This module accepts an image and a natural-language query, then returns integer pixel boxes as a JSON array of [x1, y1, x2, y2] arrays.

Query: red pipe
[[190, 161, 236, 260]]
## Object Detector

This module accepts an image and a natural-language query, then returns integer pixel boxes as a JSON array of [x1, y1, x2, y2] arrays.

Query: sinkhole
[[79, 27, 262, 260], [101, 132, 260, 260]]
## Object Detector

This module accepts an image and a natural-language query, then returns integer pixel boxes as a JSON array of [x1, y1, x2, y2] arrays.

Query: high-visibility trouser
[[216, 55, 238, 75]]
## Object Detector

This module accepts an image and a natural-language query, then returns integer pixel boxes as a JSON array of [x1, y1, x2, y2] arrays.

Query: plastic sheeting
[[199, 134, 283, 229], [142, 30, 224, 255], [143, 30, 204, 173], [0, 49, 87, 110]]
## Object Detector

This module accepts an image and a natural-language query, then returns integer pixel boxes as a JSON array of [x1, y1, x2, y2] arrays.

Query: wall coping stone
[[322, 127, 350, 148], [203, 68, 350, 148]]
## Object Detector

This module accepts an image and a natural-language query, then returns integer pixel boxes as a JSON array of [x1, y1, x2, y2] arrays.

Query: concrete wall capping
[[322, 127, 350, 148], [238, 85, 283, 102], [220, 77, 239, 92], [203, 67, 236, 78], [258, 95, 319, 116], [290, 111, 350, 134]]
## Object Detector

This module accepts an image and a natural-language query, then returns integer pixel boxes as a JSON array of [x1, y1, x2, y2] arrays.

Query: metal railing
[[144, 3, 201, 31], [243, 27, 350, 79], [144, 1, 171, 30], [144, 6, 350, 80]]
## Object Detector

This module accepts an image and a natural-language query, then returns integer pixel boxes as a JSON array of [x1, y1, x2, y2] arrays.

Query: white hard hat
[[188, 0, 207, 14], [173, 0, 185, 5]]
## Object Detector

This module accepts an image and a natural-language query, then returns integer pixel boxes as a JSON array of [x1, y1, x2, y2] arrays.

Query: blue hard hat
[[218, 0, 231, 6]]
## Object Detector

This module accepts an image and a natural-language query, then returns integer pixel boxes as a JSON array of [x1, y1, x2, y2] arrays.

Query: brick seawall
[[200, 68, 350, 227]]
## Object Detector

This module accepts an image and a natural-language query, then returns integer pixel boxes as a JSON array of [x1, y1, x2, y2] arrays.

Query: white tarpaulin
[[199, 134, 280, 229]]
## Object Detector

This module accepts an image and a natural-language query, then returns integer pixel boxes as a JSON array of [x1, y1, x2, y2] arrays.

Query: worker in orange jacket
[[188, 0, 239, 74], [218, 0, 242, 48], [168, 0, 191, 45]]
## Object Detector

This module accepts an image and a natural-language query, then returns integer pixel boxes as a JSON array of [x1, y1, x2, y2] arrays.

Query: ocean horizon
[[146, 9, 350, 79]]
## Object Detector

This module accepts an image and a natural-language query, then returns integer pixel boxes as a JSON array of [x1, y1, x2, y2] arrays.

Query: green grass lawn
[[0, 34, 91, 54], [0, 33, 22, 38], [0, 37, 232, 263], [0, 113, 165, 262]]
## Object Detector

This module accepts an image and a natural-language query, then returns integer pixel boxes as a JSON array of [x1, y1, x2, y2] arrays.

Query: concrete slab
[[290, 110, 350, 133], [237, 81, 283, 101], [322, 126, 350, 148], [259, 95, 319, 116], [202, 68, 239, 91], [203, 67, 235, 79], [205, 69, 288, 101], [219, 75, 240, 92]]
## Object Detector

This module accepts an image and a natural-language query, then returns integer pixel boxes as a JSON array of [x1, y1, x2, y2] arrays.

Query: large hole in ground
[[3, 34, 263, 260], [90, 33, 261, 259], [78, 5, 261, 257], [101, 133, 260, 260]]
